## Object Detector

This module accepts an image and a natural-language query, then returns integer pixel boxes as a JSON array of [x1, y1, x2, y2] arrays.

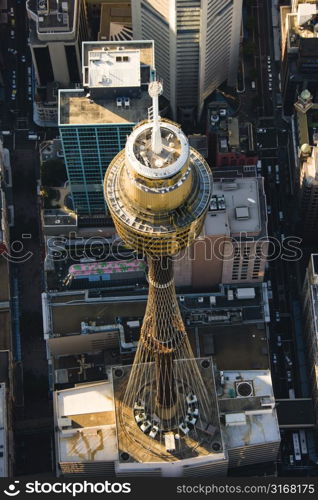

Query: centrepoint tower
[[105, 82, 228, 476]]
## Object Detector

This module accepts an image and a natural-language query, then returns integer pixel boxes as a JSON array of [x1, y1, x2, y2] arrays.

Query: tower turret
[[104, 83, 224, 470]]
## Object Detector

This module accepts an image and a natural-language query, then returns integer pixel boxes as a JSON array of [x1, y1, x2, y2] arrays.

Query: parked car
[[285, 354, 292, 367]]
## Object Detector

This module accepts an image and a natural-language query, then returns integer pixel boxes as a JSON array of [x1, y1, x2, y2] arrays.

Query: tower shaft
[[145, 256, 182, 409]]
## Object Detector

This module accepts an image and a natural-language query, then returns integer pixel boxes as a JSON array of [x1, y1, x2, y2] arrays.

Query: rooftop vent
[[236, 381, 254, 398], [222, 182, 238, 191], [235, 206, 249, 220]]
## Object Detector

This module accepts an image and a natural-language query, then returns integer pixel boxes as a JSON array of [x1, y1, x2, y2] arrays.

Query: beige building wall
[[191, 235, 228, 289], [132, 0, 243, 118], [222, 240, 268, 285]]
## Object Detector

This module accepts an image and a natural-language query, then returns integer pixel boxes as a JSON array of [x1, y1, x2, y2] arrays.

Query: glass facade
[[60, 124, 133, 214]]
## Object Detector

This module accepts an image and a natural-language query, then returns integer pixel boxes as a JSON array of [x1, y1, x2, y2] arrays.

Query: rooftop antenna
[[148, 81, 163, 155]]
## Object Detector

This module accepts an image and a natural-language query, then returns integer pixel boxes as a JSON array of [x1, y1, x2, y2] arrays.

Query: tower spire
[[148, 81, 163, 154]]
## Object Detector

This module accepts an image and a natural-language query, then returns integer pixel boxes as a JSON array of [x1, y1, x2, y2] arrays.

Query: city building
[[131, 0, 243, 120], [85, 0, 132, 41], [40, 137, 64, 164], [34, 81, 60, 126], [299, 144, 318, 241], [26, 0, 89, 126], [0, 382, 8, 477], [207, 103, 257, 167], [53, 379, 118, 476], [52, 367, 280, 476], [27, 0, 89, 87], [58, 40, 160, 215], [293, 91, 318, 240], [174, 172, 268, 289], [0, 140, 14, 477], [280, 0, 318, 115], [42, 281, 270, 392], [98, 1, 132, 41], [219, 370, 280, 469], [302, 253, 318, 425]]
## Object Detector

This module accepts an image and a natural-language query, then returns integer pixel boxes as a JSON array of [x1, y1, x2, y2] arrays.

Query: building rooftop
[[44, 282, 269, 393], [39, 137, 63, 164], [188, 134, 208, 158], [82, 41, 154, 71], [98, 1, 132, 42], [296, 101, 318, 147], [58, 41, 155, 126], [54, 380, 118, 464], [45, 237, 146, 292], [219, 370, 280, 450], [205, 177, 267, 237], [87, 49, 140, 89], [198, 323, 269, 371], [114, 358, 226, 467], [27, 0, 76, 39], [0, 383, 7, 477], [286, 3, 318, 50], [54, 368, 279, 471], [312, 253, 318, 275], [58, 88, 151, 125], [301, 144, 318, 184], [44, 281, 269, 340], [44, 290, 147, 338]]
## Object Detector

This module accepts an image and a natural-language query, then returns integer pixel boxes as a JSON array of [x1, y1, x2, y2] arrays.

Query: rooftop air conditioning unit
[[236, 380, 254, 398], [58, 417, 72, 429]]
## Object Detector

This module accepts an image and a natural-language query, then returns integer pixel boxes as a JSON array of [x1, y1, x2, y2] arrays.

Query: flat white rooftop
[[88, 49, 141, 89], [55, 380, 118, 463], [219, 370, 280, 450], [208, 178, 262, 236], [0, 383, 7, 477]]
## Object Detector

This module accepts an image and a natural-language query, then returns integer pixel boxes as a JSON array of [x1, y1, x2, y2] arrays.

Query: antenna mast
[[148, 81, 163, 154]]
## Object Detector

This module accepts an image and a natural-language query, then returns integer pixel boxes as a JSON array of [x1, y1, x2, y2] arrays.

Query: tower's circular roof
[[125, 122, 189, 179]]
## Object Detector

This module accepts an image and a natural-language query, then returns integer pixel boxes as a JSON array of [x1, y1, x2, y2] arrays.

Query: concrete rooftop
[[55, 380, 118, 463], [207, 177, 264, 236], [219, 370, 280, 449], [59, 89, 151, 125]]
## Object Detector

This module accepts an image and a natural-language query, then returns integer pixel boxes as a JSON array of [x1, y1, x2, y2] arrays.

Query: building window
[[65, 45, 80, 83]]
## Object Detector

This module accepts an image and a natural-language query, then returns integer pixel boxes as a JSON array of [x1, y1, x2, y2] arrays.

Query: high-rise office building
[[27, 0, 90, 126], [27, 0, 89, 87], [58, 40, 157, 215], [299, 144, 318, 241], [174, 168, 268, 289], [302, 253, 318, 424], [0, 139, 14, 477], [132, 0, 242, 120], [280, 0, 318, 115]]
